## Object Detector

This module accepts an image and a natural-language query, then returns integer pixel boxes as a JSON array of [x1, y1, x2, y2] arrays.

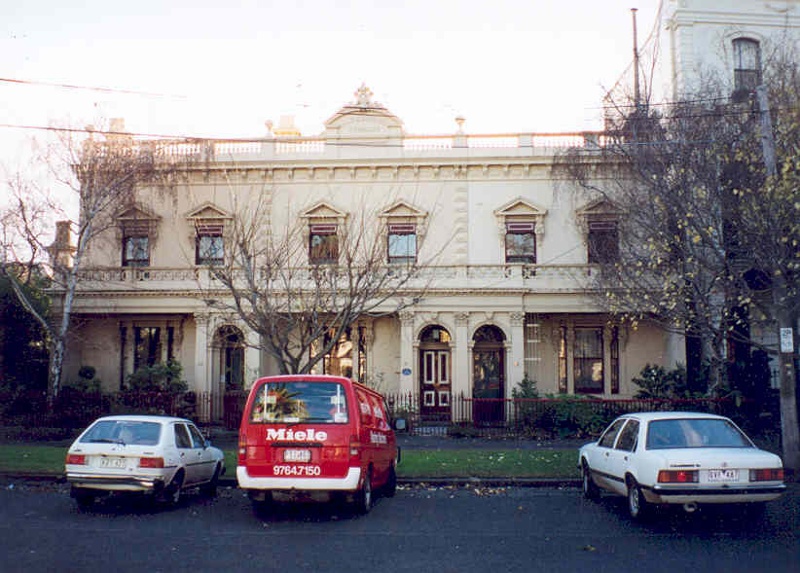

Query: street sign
[[780, 328, 794, 353]]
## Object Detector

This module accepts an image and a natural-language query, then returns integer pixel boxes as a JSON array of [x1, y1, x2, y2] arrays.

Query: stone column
[[399, 311, 415, 395], [244, 327, 261, 389], [453, 312, 470, 401], [193, 313, 211, 395], [508, 312, 526, 397]]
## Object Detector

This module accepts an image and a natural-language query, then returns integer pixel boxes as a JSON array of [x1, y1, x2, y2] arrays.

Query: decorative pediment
[[494, 198, 547, 238], [379, 200, 427, 220], [323, 84, 404, 142], [116, 205, 159, 235], [185, 203, 231, 222], [300, 201, 347, 222], [577, 198, 622, 219], [117, 205, 159, 222], [495, 198, 547, 218]]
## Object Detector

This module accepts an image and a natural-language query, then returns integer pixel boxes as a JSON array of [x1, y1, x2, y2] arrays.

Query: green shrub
[[632, 363, 691, 398], [125, 359, 188, 393]]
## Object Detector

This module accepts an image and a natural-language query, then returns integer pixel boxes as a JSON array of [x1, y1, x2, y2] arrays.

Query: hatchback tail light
[[750, 468, 784, 482], [658, 470, 699, 483], [138, 457, 165, 469], [66, 454, 86, 465]]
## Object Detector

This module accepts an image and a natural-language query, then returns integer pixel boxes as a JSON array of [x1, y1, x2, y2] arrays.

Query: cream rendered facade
[[646, 0, 800, 101], [64, 88, 682, 419]]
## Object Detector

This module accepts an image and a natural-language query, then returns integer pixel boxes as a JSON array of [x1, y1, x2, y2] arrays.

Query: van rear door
[[240, 379, 354, 481]]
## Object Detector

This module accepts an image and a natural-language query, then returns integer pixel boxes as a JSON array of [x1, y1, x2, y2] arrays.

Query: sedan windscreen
[[80, 420, 162, 446], [249, 381, 349, 424], [646, 418, 753, 449]]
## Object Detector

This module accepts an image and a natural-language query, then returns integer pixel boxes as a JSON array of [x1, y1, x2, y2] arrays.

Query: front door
[[420, 350, 451, 422], [472, 349, 505, 424]]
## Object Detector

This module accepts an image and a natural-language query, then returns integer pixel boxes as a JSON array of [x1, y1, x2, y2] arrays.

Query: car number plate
[[283, 449, 311, 463], [98, 456, 127, 469], [707, 469, 738, 482]]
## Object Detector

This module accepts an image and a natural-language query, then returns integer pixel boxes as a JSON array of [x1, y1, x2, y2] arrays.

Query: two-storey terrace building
[[56, 85, 682, 423]]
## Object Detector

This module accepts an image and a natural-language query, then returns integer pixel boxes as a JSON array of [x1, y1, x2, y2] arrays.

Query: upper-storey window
[[187, 204, 230, 267], [388, 223, 417, 264], [733, 38, 761, 94], [118, 207, 157, 268], [505, 222, 536, 264], [309, 223, 339, 265], [123, 234, 150, 267], [587, 220, 619, 264], [195, 223, 224, 265]]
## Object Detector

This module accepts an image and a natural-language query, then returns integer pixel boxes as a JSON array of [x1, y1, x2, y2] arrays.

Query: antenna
[[632, 8, 641, 110]]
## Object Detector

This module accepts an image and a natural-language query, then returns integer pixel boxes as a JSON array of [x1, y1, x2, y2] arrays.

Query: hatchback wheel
[[164, 471, 184, 505], [201, 464, 221, 497]]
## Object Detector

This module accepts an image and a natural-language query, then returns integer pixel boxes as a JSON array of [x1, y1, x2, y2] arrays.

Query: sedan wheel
[[627, 480, 650, 520], [581, 462, 600, 500]]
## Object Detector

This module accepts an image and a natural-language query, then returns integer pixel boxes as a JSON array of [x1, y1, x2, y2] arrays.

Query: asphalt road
[[0, 480, 797, 573]]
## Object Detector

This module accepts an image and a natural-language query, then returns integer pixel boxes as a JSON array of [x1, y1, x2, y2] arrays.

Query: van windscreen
[[249, 381, 349, 424]]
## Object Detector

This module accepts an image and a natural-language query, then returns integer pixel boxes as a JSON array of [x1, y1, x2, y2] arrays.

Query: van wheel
[[355, 470, 373, 514], [384, 465, 397, 498]]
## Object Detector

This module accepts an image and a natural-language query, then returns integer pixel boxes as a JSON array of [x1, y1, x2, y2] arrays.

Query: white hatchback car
[[579, 412, 785, 519], [65, 415, 225, 508]]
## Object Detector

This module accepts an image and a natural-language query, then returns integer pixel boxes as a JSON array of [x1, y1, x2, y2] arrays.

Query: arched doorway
[[419, 325, 452, 423], [472, 325, 506, 425]]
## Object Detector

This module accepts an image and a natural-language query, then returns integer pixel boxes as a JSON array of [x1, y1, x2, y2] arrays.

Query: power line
[[0, 77, 185, 99]]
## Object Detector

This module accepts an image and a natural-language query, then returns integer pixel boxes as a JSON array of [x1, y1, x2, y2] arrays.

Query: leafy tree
[[0, 266, 49, 391]]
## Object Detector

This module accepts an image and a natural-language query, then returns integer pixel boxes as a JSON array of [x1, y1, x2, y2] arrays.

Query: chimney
[[47, 221, 76, 270]]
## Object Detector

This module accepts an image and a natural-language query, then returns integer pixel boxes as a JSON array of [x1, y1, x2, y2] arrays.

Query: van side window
[[356, 389, 373, 425], [370, 395, 390, 430]]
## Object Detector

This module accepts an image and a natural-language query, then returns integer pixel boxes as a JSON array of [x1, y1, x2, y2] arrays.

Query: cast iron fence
[[0, 388, 778, 440]]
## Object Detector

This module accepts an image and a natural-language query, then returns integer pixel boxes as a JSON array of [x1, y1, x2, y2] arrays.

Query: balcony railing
[[72, 264, 596, 294], [148, 130, 611, 163]]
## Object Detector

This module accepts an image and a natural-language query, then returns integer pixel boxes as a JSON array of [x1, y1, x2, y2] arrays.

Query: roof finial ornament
[[354, 83, 374, 107]]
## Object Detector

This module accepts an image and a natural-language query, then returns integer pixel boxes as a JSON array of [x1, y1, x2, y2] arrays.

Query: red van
[[237, 375, 399, 513]]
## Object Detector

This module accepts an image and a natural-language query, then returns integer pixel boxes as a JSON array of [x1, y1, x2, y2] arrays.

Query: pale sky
[[0, 0, 660, 154]]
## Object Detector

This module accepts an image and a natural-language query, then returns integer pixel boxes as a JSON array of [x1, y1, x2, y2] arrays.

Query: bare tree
[[559, 49, 800, 472], [1, 123, 180, 408], [199, 188, 434, 376]]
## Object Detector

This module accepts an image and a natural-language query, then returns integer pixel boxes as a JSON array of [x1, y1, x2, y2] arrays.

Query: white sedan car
[[579, 412, 785, 519], [65, 415, 225, 508]]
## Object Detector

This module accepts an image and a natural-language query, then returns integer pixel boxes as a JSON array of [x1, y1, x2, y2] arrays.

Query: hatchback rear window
[[249, 381, 349, 424], [80, 420, 162, 446]]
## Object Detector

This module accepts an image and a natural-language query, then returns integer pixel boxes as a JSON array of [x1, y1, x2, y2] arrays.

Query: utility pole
[[755, 83, 800, 474]]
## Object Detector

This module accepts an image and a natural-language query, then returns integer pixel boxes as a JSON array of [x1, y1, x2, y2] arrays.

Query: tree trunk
[[47, 337, 65, 414]]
